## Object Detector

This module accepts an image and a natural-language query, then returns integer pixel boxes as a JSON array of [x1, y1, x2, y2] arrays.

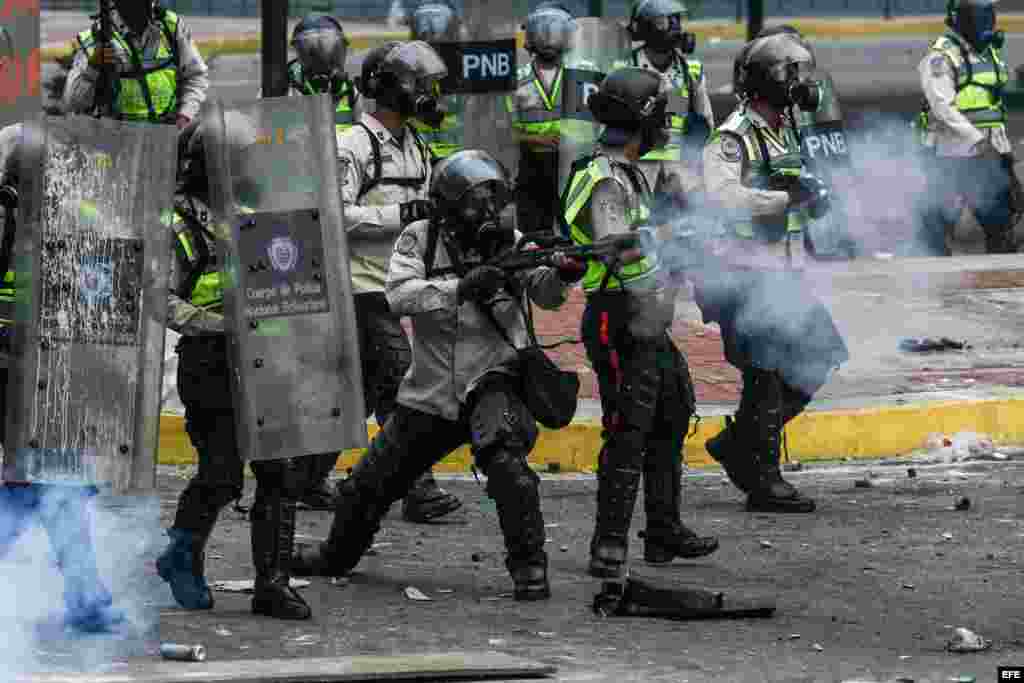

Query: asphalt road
[[150, 459, 1024, 682]]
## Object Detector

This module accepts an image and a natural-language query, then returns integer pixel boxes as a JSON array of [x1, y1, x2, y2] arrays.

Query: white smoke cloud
[[0, 483, 161, 676]]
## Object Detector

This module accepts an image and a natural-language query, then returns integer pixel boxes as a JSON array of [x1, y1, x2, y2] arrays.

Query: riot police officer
[[155, 114, 312, 621], [700, 34, 848, 513], [506, 3, 577, 234], [282, 14, 361, 511], [408, 1, 465, 161], [626, 0, 714, 201], [288, 14, 359, 137], [563, 67, 718, 579], [916, 0, 1021, 255], [292, 149, 582, 600], [62, 0, 209, 127], [337, 40, 462, 523]]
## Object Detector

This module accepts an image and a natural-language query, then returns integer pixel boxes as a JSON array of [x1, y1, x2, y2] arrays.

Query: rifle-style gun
[[487, 232, 653, 273]]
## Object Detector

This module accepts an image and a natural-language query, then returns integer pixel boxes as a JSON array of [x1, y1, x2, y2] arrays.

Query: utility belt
[[176, 333, 227, 353]]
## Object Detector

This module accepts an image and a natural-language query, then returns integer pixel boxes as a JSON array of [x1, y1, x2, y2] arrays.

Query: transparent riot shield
[[796, 71, 856, 259], [4, 115, 175, 494], [558, 18, 632, 207], [203, 95, 366, 463]]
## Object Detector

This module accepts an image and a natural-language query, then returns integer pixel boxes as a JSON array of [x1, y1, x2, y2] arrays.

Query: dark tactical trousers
[[515, 145, 560, 235], [306, 374, 546, 576], [917, 155, 1016, 256], [172, 335, 305, 534], [581, 291, 697, 560], [302, 292, 412, 490]]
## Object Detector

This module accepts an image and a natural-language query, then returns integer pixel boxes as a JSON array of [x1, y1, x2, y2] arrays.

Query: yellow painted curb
[[41, 15, 1024, 63], [156, 397, 1024, 473]]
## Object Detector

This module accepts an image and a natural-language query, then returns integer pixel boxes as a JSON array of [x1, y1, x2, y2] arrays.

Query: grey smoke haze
[[0, 484, 161, 676]]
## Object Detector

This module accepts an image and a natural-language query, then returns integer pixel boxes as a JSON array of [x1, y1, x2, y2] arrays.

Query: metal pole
[[736, 0, 743, 23], [261, 0, 289, 97], [588, 0, 604, 18], [883, 0, 893, 20], [747, 0, 763, 40]]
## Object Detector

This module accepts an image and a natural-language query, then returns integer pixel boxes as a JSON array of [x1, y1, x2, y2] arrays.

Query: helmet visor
[[526, 10, 577, 54], [745, 33, 815, 80], [412, 4, 457, 43], [433, 150, 510, 205], [383, 40, 448, 87], [294, 28, 348, 76]]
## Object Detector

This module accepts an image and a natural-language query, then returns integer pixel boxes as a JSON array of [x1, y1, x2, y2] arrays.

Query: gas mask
[[788, 80, 822, 111], [307, 70, 349, 99], [113, 0, 153, 35], [639, 124, 671, 158], [647, 14, 696, 53], [402, 77, 446, 127]]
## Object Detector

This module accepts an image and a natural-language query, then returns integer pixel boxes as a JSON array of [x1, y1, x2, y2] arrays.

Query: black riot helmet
[[737, 33, 816, 110], [733, 25, 816, 97], [590, 67, 670, 155], [628, 0, 695, 54], [359, 40, 448, 127], [112, 0, 154, 35], [523, 4, 577, 63], [947, 0, 1004, 51], [178, 111, 259, 206], [410, 1, 460, 43], [291, 14, 350, 92], [430, 149, 513, 244]]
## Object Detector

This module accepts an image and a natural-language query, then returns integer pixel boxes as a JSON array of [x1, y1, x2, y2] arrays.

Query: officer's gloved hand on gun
[[551, 252, 587, 283], [785, 172, 831, 220], [457, 265, 506, 304], [400, 199, 433, 226]]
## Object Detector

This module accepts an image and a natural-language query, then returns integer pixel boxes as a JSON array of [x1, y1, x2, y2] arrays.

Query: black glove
[[400, 199, 433, 226], [788, 173, 831, 220], [457, 265, 505, 303], [554, 254, 587, 283], [1001, 154, 1024, 215]]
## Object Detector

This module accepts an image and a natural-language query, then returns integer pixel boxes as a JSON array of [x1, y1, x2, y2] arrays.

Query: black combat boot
[[485, 450, 551, 600], [640, 442, 719, 564], [745, 371, 816, 513], [588, 437, 643, 579], [705, 415, 759, 494], [250, 496, 311, 620], [401, 469, 462, 523]]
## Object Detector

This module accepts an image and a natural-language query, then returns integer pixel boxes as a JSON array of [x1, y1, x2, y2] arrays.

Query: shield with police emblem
[[796, 70, 857, 260], [203, 94, 366, 463], [558, 18, 632, 205], [3, 115, 175, 494]]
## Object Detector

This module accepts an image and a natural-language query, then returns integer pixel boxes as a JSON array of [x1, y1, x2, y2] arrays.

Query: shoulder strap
[[423, 219, 442, 279], [355, 122, 383, 202], [677, 53, 697, 113], [407, 123, 439, 167], [748, 125, 774, 176], [158, 9, 180, 66]]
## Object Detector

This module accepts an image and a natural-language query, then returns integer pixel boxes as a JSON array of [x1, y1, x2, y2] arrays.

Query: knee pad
[[481, 450, 539, 501], [470, 389, 539, 455], [601, 427, 647, 472]]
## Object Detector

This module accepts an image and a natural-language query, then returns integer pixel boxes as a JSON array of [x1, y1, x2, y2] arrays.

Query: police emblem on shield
[[78, 261, 113, 306], [268, 236, 299, 273]]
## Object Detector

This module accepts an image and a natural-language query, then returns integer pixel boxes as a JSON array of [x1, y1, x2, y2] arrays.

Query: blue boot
[[156, 528, 214, 610]]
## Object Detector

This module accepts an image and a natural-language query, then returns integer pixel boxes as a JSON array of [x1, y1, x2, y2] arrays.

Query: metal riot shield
[[558, 18, 632, 205], [431, 0, 522, 172], [3, 116, 175, 493], [795, 71, 856, 260], [203, 95, 366, 463]]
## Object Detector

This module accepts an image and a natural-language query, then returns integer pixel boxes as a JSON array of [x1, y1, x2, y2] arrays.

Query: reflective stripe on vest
[[288, 61, 356, 134], [563, 156, 657, 294], [173, 215, 222, 309], [716, 119, 807, 239], [507, 64, 565, 146], [935, 34, 1008, 129], [409, 99, 464, 159], [629, 52, 704, 162], [0, 269, 13, 323], [77, 11, 180, 121]]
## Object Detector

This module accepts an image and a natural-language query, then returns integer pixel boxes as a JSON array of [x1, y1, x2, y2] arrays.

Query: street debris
[[902, 583, 915, 590], [946, 627, 992, 653], [854, 479, 873, 488], [403, 586, 432, 602], [907, 468, 917, 478], [812, 643, 824, 652], [941, 532, 954, 542], [159, 643, 206, 662], [788, 633, 801, 640], [437, 588, 454, 594], [954, 497, 971, 511], [471, 553, 483, 562], [212, 579, 309, 593], [898, 337, 967, 352], [918, 432, 996, 463], [330, 576, 349, 587], [488, 639, 507, 646], [214, 626, 232, 637], [560, 545, 569, 552], [759, 540, 774, 549], [537, 632, 555, 638]]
